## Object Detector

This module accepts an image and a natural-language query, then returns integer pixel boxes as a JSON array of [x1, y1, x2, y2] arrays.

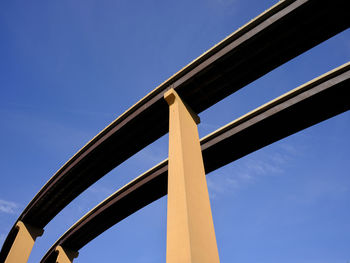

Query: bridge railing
[[1, 0, 349, 262], [40, 62, 350, 262]]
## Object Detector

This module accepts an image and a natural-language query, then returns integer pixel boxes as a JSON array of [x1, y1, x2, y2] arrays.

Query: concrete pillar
[[164, 89, 220, 263], [55, 246, 78, 263], [5, 221, 44, 263]]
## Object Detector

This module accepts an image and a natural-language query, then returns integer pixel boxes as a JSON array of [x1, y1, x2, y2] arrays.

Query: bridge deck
[[1, 0, 349, 260], [41, 62, 350, 262]]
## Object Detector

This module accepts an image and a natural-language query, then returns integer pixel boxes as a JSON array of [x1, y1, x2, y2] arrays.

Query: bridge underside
[[41, 63, 350, 262], [1, 0, 349, 262]]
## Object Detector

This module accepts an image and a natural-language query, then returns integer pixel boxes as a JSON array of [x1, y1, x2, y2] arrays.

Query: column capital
[[5, 221, 44, 263], [15, 221, 44, 239], [164, 88, 200, 124], [55, 245, 79, 263]]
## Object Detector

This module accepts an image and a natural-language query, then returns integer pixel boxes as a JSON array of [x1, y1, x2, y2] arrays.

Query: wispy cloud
[[207, 143, 300, 199], [0, 199, 18, 214], [287, 179, 349, 205], [207, 176, 239, 199], [87, 185, 115, 199]]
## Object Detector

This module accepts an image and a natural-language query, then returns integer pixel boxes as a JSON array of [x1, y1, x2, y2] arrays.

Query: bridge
[[1, 0, 349, 262]]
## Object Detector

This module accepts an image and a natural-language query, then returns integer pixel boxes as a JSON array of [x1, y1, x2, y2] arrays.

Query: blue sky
[[0, 0, 349, 262]]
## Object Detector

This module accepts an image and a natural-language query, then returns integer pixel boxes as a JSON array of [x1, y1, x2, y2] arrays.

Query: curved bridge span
[[41, 63, 350, 263], [1, 0, 349, 262]]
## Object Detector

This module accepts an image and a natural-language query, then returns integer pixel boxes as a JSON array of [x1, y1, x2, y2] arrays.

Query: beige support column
[[164, 89, 220, 263], [5, 221, 44, 263], [55, 246, 79, 263]]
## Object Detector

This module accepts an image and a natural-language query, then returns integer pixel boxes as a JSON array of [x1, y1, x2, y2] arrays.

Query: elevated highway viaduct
[[40, 63, 350, 262], [1, 0, 349, 261]]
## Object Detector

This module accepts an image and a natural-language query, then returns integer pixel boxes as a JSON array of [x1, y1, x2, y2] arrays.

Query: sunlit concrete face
[[165, 89, 220, 263], [39, 61, 350, 262], [5, 221, 43, 263], [55, 246, 78, 263], [0, 0, 349, 262]]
